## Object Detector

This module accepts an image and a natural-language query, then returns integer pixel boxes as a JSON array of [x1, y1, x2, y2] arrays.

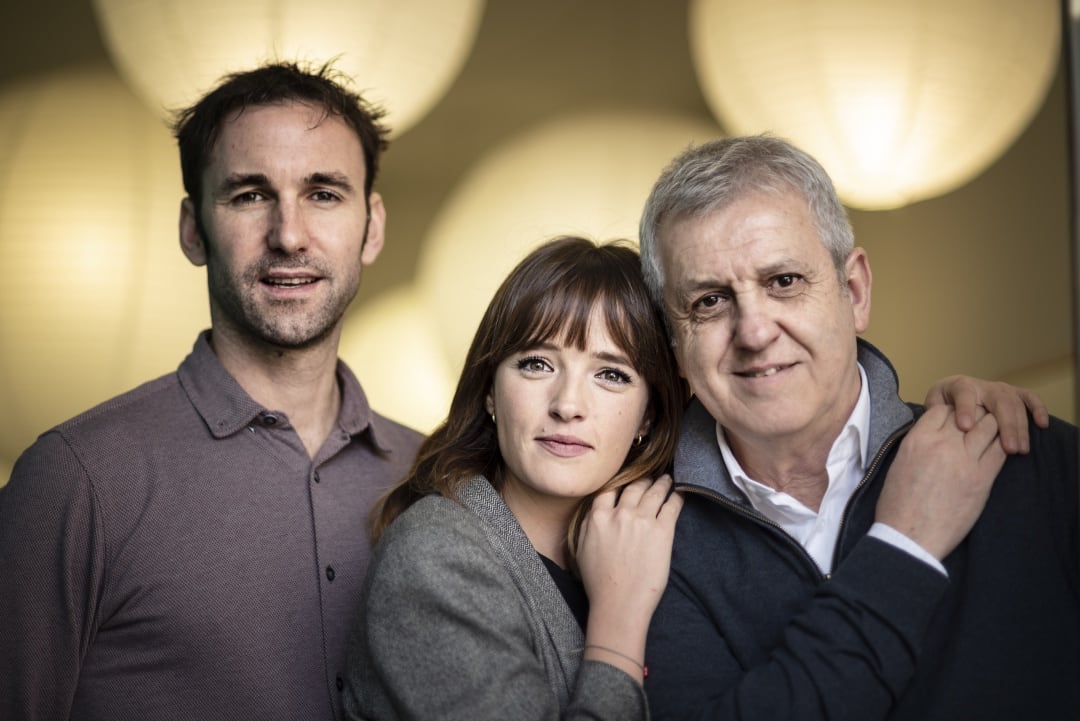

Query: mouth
[[261, 273, 321, 289], [735, 362, 795, 379], [536, 435, 593, 457]]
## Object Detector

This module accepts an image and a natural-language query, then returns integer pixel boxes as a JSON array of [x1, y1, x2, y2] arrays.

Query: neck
[[499, 483, 577, 568], [726, 434, 831, 511], [723, 365, 864, 512], [209, 328, 343, 459]]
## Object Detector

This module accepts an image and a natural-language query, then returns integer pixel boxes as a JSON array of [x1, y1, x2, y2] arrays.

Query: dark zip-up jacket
[[646, 340, 1079, 721]]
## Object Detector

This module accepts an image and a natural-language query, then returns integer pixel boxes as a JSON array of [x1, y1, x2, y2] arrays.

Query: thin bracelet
[[583, 644, 648, 678]]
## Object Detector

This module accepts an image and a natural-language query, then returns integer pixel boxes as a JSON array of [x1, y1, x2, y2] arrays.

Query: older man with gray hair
[[640, 135, 1078, 720]]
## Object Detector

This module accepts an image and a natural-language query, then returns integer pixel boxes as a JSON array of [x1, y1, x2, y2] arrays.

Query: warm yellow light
[[689, 0, 1060, 209], [0, 69, 208, 465], [417, 111, 720, 376], [338, 286, 455, 434], [91, 0, 485, 135]]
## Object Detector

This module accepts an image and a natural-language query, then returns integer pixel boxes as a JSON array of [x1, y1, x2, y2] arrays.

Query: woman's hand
[[925, 376, 1049, 454], [576, 475, 683, 682]]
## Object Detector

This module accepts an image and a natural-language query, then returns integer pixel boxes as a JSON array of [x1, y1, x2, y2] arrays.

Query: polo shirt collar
[[177, 330, 388, 451]]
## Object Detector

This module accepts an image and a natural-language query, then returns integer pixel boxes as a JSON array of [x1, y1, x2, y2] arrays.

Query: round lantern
[[91, 0, 485, 135], [338, 286, 455, 433], [689, 0, 1060, 209], [417, 111, 719, 376], [0, 68, 207, 465]]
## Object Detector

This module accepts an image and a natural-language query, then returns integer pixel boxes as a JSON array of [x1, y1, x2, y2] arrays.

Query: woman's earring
[[633, 434, 645, 447], [491, 412, 496, 424]]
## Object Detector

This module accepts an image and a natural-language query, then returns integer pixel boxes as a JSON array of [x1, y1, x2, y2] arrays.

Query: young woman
[[342, 236, 1047, 721], [344, 237, 684, 720]]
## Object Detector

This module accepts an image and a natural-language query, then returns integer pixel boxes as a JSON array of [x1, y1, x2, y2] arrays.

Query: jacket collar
[[458, 476, 585, 706]]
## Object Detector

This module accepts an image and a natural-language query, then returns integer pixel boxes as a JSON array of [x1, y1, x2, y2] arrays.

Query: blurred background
[[0, 0, 1075, 484]]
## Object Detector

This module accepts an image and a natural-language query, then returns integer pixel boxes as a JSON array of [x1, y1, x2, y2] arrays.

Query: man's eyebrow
[[676, 258, 809, 295], [306, 172, 356, 192], [757, 258, 805, 277], [213, 172, 357, 196], [216, 173, 270, 196], [675, 277, 732, 299]]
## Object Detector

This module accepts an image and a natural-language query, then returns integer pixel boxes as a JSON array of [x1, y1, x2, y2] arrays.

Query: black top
[[539, 553, 589, 630]]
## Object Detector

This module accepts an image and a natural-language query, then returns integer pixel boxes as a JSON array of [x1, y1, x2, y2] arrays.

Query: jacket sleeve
[[645, 535, 949, 721], [0, 431, 105, 721], [343, 500, 645, 721]]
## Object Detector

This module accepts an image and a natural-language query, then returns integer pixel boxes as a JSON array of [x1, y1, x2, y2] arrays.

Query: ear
[[179, 198, 207, 267], [636, 416, 652, 439], [360, 192, 386, 266], [484, 388, 495, 416], [844, 247, 872, 334]]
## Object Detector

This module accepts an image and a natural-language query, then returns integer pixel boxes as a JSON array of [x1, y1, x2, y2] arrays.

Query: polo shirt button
[[313, 471, 321, 483], [262, 413, 279, 426], [326, 565, 335, 581], [336, 675, 344, 691]]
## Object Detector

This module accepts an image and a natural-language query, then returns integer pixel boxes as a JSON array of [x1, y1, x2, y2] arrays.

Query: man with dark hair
[[639, 134, 1078, 720], [0, 62, 422, 721]]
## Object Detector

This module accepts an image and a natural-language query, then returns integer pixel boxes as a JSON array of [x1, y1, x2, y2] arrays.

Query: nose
[[267, 200, 307, 254], [549, 372, 587, 422], [732, 292, 780, 352]]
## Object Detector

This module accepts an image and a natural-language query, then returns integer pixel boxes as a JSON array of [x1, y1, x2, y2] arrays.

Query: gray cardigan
[[343, 476, 647, 720]]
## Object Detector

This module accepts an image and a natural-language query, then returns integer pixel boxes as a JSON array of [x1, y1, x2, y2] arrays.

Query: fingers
[[944, 377, 978, 431], [913, 404, 953, 433], [593, 475, 678, 522], [964, 410, 1001, 457], [927, 376, 1049, 454], [614, 476, 654, 505], [657, 489, 684, 525], [1022, 388, 1051, 429]]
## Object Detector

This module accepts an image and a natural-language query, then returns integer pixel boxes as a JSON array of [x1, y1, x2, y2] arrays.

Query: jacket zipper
[[676, 484, 827, 581], [830, 422, 913, 571]]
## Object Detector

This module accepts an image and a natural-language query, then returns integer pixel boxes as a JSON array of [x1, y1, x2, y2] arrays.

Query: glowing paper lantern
[[339, 286, 454, 433], [0, 69, 208, 464], [417, 111, 719, 375], [689, 0, 1059, 209], [91, 0, 485, 135]]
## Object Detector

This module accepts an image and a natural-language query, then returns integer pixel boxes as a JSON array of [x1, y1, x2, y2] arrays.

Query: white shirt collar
[[715, 364, 871, 573]]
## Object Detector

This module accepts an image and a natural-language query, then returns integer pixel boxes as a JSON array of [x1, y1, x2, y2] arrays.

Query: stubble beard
[[207, 254, 360, 352]]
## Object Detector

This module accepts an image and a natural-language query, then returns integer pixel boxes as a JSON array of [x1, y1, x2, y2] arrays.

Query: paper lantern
[[417, 111, 719, 375], [91, 0, 485, 135], [338, 286, 454, 433], [0, 69, 207, 465], [689, 0, 1059, 209]]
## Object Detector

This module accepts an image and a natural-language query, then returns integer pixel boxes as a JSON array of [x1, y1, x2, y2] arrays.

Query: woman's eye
[[598, 368, 632, 384], [516, 356, 551, 373]]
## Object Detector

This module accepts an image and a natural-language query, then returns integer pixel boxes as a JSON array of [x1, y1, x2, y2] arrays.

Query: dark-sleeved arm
[[0, 432, 106, 721], [343, 500, 645, 721], [646, 536, 948, 721]]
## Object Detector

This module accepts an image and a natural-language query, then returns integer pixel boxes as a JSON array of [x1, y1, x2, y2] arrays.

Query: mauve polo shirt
[[0, 331, 423, 721]]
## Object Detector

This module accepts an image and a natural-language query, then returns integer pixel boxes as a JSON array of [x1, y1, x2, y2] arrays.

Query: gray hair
[[639, 135, 854, 309]]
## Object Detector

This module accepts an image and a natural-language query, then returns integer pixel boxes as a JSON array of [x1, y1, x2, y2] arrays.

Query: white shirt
[[717, 364, 946, 576]]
